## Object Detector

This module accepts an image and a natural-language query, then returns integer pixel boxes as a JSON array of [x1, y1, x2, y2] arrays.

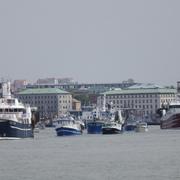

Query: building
[[36, 78, 58, 85], [97, 84, 176, 117], [72, 98, 81, 111], [27, 82, 136, 94], [12, 80, 28, 92], [36, 77, 74, 85], [16, 88, 72, 119]]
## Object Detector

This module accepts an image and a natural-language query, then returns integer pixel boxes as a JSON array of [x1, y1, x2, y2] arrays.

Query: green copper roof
[[102, 88, 176, 95], [17, 88, 69, 95]]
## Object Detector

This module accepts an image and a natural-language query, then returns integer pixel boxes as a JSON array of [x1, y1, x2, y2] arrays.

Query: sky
[[0, 0, 180, 86]]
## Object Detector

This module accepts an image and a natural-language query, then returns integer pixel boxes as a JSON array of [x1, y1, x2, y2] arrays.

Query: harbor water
[[0, 126, 180, 180]]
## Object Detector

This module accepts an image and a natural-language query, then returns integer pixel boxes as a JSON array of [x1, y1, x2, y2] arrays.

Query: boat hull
[[87, 121, 104, 134], [56, 127, 82, 136], [135, 122, 148, 132], [0, 119, 33, 138], [160, 113, 180, 129], [124, 124, 136, 131], [102, 127, 122, 134]]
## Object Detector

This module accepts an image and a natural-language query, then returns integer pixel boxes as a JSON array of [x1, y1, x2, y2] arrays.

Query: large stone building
[[16, 88, 72, 119], [97, 84, 176, 117]]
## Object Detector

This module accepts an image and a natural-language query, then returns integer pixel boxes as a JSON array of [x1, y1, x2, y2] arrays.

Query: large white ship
[[0, 82, 33, 139]]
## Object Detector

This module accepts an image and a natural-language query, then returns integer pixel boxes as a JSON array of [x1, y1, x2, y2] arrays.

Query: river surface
[[0, 126, 180, 180]]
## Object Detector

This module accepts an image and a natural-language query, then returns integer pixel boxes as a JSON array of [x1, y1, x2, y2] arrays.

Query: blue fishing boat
[[87, 120, 104, 134], [54, 116, 82, 136], [124, 123, 137, 131]]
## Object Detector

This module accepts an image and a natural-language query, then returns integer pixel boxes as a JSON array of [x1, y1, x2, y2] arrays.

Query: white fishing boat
[[102, 110, 124, 134], [135, 122, 148, 132]]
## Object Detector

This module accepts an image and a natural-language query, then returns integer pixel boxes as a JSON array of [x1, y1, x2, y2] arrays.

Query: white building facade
[[97, 85, 176, 117]]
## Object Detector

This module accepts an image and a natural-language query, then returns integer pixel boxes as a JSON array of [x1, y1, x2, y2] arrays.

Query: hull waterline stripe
[[10, 126, 32, 131]]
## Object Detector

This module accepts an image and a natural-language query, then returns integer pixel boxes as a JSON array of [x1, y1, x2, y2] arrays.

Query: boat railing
[[0, 113, 17, 120]]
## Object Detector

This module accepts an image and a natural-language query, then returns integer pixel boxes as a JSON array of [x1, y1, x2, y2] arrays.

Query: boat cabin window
[[0, 108, 25, 113], [7, 99, 15, 104], [58, 120, 74, 125], [169, 105, 180, 109]]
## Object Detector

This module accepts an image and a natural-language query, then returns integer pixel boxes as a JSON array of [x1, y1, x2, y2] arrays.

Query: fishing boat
[[102, 121, 122, 134], [102, 110, 124, 134], [135, 122, 148, 132], [124, 122, 137, 131], [160, 101, 180, 129], [54, 116, 82, 136], [124, 114, 137, 131], [0, 82, 34, 139], [87, 120, 105, 134], [86, 95, 108, 134], [86, 108, 107, 134]]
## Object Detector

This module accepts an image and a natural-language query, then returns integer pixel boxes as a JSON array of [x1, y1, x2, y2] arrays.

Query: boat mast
[[102, 93, 106, 112]]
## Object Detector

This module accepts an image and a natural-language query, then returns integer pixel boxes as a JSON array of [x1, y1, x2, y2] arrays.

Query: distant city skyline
[[0, 1, 180, 86]]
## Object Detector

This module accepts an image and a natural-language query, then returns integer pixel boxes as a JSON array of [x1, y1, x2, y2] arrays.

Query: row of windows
[[35, 101, 57, 104], [19, 96, 56, 99], [104, 99, 157, 104], [0, 108, 24, 112], [20, 100, 71, 105], [105, 94, 157, 99], [38, 106, 57, 110], [19, 95, 71, 100], [101, 98, 174, 105], [103, 93, 174, 99], [59, 100, 71, 103], [113, 104, 158, 110]]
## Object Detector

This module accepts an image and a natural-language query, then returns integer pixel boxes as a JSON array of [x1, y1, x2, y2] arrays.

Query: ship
[[0, 82, 34, 139], [160, 101, 180, 129], [102, 110, 124, 134], [86, 94, 107, 134], [54, 115, 82, 136]]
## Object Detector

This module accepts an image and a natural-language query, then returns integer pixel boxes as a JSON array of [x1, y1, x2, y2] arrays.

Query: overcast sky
[[0, 0, 180, 85]]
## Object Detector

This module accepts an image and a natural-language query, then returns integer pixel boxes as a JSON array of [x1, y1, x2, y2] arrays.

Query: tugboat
[[0, 82, 34, 139]]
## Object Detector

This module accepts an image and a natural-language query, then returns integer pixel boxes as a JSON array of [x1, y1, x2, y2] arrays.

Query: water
[[0, 126, 180, 180]]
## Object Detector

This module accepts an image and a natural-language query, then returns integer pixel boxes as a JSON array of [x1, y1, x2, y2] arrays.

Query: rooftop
[[102, 83, 176, 95], [17, 88, 69, 95], [128, 83, 164, 89]]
